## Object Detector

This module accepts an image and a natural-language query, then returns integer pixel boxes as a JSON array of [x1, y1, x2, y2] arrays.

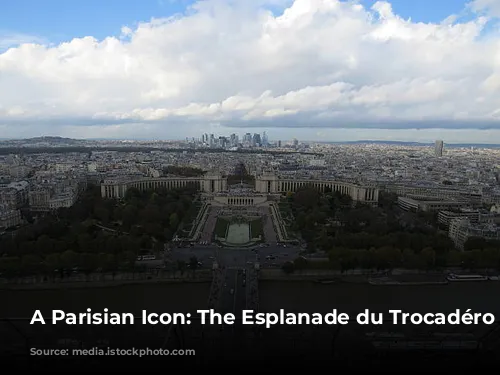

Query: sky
[[1, 0, 500, 143]]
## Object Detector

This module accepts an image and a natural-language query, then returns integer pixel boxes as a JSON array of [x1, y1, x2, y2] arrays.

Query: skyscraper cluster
[[201, 132, 270, 148]]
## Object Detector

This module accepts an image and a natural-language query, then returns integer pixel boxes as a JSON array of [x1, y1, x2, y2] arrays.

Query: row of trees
[[464, 236, 500, 251], [323, 232, 454, 254], [0, 250, 136, 278], [162, 166, 205, 177], [327, 246, 500, 272], [0, 252, 209, 279], [282, 246, 500, 274]]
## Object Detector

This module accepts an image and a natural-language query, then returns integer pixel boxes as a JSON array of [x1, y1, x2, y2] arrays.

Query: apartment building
[[438, 209, 480, 228], [398, 196, 467, 212], [0, 181, 29, 209], [449, 218, 500, 250], [0, 208, 22, 229]]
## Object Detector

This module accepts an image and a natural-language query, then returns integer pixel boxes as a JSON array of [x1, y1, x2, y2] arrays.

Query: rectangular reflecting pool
[[225, 223, 250, 244]]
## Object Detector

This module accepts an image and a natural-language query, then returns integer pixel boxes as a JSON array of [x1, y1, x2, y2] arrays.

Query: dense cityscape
[[1, 135, 500, 257]]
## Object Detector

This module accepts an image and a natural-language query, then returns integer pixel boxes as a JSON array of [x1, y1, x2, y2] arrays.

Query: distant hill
[[0, 136, 83, 143], [29, 136, 80, 143]]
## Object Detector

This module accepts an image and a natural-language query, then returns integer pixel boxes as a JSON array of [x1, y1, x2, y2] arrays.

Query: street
[[217, 267, 247, 358], [199, 207, 218, 243], [259, 206, 277, 243], [219, 269, 246, 315], [169, 244, 301, 269]]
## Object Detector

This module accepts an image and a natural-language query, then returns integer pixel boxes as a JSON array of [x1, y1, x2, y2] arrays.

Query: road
[[199, 207, 218, 242], [217, 268, 247, 357], [169, 244, 301, 269], [259, 206, 277, 243], [219, 269, 246, 315]]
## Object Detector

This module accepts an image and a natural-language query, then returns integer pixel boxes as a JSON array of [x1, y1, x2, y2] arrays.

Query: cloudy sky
[[1, 0, 500, 143]]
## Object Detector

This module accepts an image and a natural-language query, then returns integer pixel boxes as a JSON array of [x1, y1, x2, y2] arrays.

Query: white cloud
[[1, 0, 500, 140], [0, 32, 45, 50], [468, 0, 500, 18]]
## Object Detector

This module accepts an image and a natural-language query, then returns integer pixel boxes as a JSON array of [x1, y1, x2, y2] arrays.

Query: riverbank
[[259, 281, 500, 315], [259, 271, 367, 283], [368, 277, 448, 286], [258, 269, 497, 285], [0, 282, 210, 317], [0, 270, 213, 291]]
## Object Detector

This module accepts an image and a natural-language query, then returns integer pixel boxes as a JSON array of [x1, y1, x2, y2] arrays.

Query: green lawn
[[181, 202, 204, 236], [214, 218, 229, 238], [278, 202, 293, 220], [250, 219, 264, 239]]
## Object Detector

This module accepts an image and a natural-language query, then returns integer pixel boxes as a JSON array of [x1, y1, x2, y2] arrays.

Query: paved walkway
[[261, 207, 277, 242], [200, 208, 218, 242]]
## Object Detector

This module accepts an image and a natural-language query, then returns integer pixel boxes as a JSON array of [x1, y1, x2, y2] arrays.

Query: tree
[[36, 235, 54, 255], [140, 235, 152, 249], [105, 254, 117, 278], [446, 251, 461, 267], [94, 205, 110, 223], [293, 256, 308, 273], [44, 253, 61, 277], [153, 241, 164, 255], [60, 250, 79, 270], [420, 247, 436, 270], [120, 250, 137, 270], [483, 248, 500, 269], [169, 213, 180, 229], [464, 237, 487, 251], [140, 205, 161, 223], [177, 260, 186, 276], [98, 253, 109, 273], [282, 261, 295, 274], [401, 248, 416, 269], [77, 233, 92, 253], [122, 205, 138, 230], [189, 256, 199, 277], [294, 188, 320, 210], [470, 249, 483, 270], [22, 254, 42, 276], [374, 247, 401, 271], [80, 253, 98, 277], [0, 257, 21, 278]]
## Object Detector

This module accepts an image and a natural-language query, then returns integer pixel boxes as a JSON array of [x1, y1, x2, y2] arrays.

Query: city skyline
[[3, 132, 500, 146], [2, 0, 500, 142]]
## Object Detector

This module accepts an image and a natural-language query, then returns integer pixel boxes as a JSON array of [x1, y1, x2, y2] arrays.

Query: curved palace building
[[101, 171, 379, 205]]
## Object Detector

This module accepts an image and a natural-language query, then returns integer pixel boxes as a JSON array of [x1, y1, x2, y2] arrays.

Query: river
[[259, 281, 500, 315], [2, 280, 499, 318], [0, 283, 211, 318]]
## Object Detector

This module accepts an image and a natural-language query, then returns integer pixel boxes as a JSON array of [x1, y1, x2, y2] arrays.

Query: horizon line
[[0, 136, 499, 147]]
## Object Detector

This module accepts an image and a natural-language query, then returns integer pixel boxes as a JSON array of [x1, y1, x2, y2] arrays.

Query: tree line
[[162, 166, 205, 177], [282, 187, 500, 271], [0, 184, 197, 278]]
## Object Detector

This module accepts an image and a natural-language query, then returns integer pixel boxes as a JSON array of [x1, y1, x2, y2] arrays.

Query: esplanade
[[101, 171, 379, 205]]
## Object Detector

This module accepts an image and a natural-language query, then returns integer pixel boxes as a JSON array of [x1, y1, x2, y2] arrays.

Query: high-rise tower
[[435, 140, 444, 157]]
